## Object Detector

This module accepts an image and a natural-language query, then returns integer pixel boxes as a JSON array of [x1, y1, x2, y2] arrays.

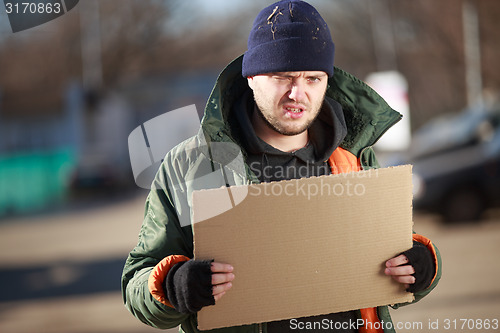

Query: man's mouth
[[284, 106, 305, 119]]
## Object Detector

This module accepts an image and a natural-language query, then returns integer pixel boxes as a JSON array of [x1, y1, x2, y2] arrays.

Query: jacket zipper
[[258, 323, 263, 333]]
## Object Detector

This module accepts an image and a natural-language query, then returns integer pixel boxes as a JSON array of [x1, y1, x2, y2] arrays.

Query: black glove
[[164, 259, 214, 314], [401, 241, 435, 293]]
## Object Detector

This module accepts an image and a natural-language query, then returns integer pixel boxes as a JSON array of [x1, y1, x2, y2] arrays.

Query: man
[[122, 1, 442, 332]]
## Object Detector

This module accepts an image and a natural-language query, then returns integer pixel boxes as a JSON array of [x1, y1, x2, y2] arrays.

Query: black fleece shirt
[[232, 91, 359, 333]]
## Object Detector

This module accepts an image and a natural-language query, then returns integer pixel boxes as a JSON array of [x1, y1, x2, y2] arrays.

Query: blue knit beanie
[[242, 0, 335, 78]]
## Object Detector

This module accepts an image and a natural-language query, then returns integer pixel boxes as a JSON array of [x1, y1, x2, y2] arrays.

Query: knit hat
[[242, 0, 335, 78]]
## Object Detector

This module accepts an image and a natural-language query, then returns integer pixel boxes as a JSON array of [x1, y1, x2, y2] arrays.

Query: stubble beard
[[253, 92, 326, 136]]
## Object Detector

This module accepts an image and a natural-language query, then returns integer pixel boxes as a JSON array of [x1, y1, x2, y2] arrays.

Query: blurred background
[[1, 0, 499, 332]]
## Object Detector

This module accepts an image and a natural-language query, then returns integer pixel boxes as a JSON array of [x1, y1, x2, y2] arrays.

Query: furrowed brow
[[271, 73, 297, 78]]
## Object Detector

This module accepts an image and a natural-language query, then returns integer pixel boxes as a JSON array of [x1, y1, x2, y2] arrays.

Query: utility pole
[[369, 0, 398, 71], [79, 0, 103, 91], [462, 0, 483, 108]]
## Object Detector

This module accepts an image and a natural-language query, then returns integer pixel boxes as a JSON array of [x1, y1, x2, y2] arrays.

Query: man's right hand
[[165, 259, 235, 314], [211, 262, 235, 301]]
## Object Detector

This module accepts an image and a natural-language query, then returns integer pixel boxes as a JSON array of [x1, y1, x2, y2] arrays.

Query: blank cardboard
[[193, 165, 414, 330]]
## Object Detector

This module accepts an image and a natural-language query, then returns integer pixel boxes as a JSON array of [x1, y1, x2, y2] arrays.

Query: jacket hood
[[200, 55, 402, 159]]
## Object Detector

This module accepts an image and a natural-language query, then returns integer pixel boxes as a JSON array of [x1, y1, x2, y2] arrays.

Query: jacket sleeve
[[391, 233, 442, 309], [410, 233, 442, 302], [121, 161, 195, 329]]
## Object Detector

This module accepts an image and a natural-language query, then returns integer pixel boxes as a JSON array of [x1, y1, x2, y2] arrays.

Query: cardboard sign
[[193, 165, 414, 330]]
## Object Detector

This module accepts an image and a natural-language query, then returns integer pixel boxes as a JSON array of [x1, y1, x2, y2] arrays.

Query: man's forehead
[[265, 71, 328, 77]]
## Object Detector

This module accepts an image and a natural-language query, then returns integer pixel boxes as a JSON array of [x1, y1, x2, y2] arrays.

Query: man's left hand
[[384, 241, 435, 293], [384, 254, 415, 290]]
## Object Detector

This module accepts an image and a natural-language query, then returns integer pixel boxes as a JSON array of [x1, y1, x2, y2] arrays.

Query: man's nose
[[288, 82, 305, 101]]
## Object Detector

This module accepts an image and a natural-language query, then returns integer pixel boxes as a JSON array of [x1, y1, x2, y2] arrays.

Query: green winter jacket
[[121, 55, 442, 333]]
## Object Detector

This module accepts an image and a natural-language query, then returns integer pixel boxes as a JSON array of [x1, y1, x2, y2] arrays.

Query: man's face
[[247, 71, 328, 136]]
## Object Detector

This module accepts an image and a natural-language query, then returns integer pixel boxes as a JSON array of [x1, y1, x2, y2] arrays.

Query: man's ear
[[247, 76, 255, 90]]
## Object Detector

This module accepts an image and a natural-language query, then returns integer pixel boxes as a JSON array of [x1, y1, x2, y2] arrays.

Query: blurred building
[[0, 84, 82, 216]]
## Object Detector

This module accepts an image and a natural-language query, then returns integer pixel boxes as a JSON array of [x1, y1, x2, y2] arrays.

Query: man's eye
[[308, 77, 321, 83]]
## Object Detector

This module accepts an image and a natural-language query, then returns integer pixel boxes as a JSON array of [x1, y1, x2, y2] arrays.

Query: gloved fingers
[[401, 241, 436, 293], [385, 254, 409, 268], [384, 264, 415, 276], [212, 272, 235, 286], [210, 262, 234, 273], [390, 274, 416, 285], [212, 281, 233, 300], [211, 262, 235, 301], [214, 291, 226, 302]]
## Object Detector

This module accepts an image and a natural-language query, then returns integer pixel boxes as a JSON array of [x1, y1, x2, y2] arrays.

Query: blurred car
[[69, 151, 134, 196], [406, 106, 500, 222]]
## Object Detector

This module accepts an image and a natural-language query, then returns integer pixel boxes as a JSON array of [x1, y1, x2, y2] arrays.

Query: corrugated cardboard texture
[[193, 165, 414, 330]]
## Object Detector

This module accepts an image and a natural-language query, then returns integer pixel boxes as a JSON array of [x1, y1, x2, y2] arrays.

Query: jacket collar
[[200, 54, 402, 160]]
